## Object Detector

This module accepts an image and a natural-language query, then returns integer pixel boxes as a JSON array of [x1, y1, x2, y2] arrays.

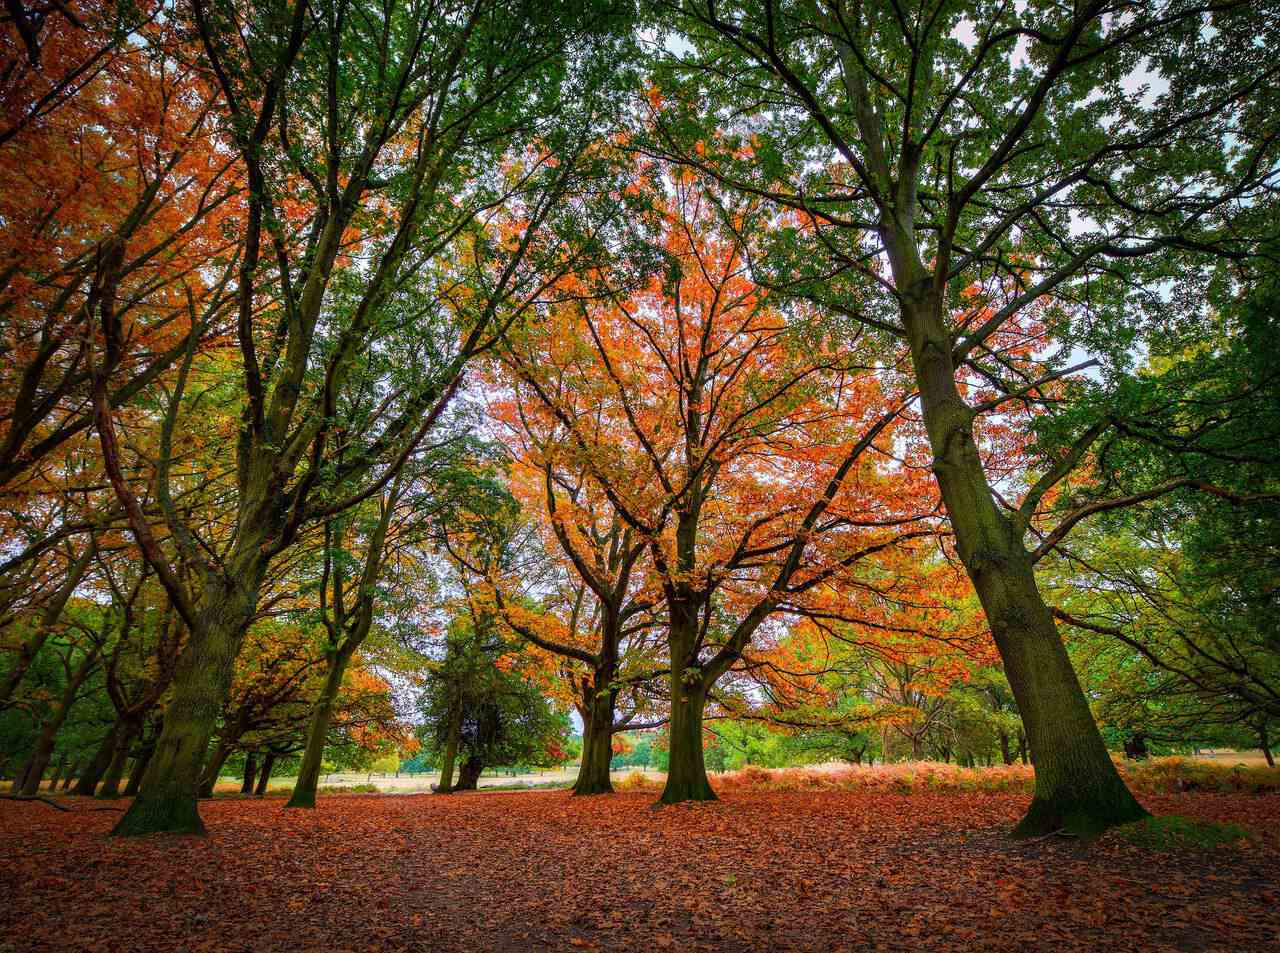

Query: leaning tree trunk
[[454, 755, 483, 791], [254, 753, 275, 795], [434, 702, 463, 795], [46, 752, 68, 791], [19, 650, 98, 796], [124, 739, 156, 796], [1260, 723, 1274, 769], [97, 720, 141, 798], [0, 546, 92, 707], [73, 720, 123, 797], [240, 753, 257, 795], [572, 687, 618, 796], [904, 292, 1147, 837], [286, 647, 353, 808], [112, 580, 256, 837], [198, 736, 235, 799]]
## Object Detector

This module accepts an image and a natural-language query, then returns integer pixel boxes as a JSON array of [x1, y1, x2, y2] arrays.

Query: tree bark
[[1260, 723, 1274, 769], [46, 752, 68, 791], [900, 291, 1147, 837], [124, 739, 155, 796], [112, 586, 256, 837], [197, 736, 234, 799], [19, 649, 98, 795], [60, 763, 78, 790], [97, 719, 140, 798], [286, 647, 353, 808], [254, 753, 275, 795], [434, 701, 463, 795], [454, 755, 483, 791], [572, 687, 617, 796], [72, 721, 121, 797], [240, 752, 257, 795], [659, 676, 714, 805], [1000, 731, 1013, 766]]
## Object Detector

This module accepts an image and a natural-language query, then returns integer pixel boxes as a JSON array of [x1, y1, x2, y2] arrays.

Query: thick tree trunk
[[1000, 732, 1013, 766], [454, 755, 483, 791], [904, 293, 1147, 837], [659, 677, 714, 805], [240, 753, 257, 795], [572, 689, 616, 796], [112, 586, 255, 837], [286, 648, 352, 808], [255, 753, 275, 795]]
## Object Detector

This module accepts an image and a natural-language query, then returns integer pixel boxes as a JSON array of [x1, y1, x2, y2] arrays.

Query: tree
[[100, 0, 636, 835], [643, 0, 1278, 834], [501, 173, 941, 802]]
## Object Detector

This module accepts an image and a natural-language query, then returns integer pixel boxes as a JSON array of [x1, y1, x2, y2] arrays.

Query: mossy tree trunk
[[240, 753, 257, 795], [254, 753, 275, 795], [287, 645, 355, 808], [899, 290, 1148, 837], [97, 719, 140, 799], [659, 602, 715, 805], [112, 579, 258, 837], [435, 701, 463, 794], [572, 669, 619, 796], [454, 755, 483, 791], [19, 648, 99, 796]]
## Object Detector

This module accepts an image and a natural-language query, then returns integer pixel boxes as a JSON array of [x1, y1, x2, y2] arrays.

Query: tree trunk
[[659, 677, 714, 805], [240, 752, 257, 795], [74, 720, 122, 797], [198, 737, 234, 799], [46, 752, 68, 791], [61, 763, 78, 790], [1260, 723, 1274, 769], [434, 701, 463, 795], [454, 755, 483, 791], [255, 753, 275, 795], [1000, 731, 1013, 766], [19, 649, 98, 795], [902, 292, 1147, 837], [112, 586, 256, 837], [572, 689, 616, 796], [286, 648, 352, 808], [98, 720, 141, 799], [124, 740, 155, 796]]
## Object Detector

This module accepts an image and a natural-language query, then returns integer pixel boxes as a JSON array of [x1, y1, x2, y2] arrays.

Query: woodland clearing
[[2, 789, 1277, 952]]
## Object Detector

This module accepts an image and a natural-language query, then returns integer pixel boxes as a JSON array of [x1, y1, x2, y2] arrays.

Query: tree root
[[0, 794, 70, 811]]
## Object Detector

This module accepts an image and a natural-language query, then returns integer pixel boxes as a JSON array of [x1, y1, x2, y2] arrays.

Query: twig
[[0, 794, 71, 811]]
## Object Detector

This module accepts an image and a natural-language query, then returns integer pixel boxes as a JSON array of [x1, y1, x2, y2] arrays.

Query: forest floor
[[1, 790, 1277, 952]]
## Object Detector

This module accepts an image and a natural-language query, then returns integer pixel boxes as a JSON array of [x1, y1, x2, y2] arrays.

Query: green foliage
[[1114, 816, 1258, 851]]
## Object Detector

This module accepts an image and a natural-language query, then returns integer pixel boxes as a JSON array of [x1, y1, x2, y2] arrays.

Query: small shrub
[[317, 783, 380, 794], [615, 771, 660, 793]]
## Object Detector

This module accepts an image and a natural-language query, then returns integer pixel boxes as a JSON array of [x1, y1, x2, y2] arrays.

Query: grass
[[610, 757, 1280, 797], [1114, 815, 1259, 851]]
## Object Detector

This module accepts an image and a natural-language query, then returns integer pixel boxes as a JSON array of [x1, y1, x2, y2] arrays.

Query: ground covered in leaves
[[2, 790, 1277, 952]]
